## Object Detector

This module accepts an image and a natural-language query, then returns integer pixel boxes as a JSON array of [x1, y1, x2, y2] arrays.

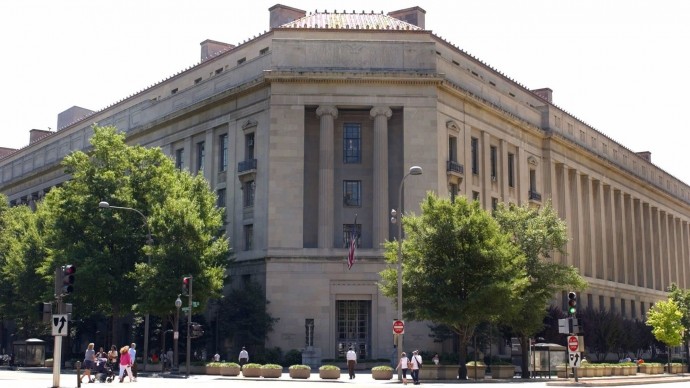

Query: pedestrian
[[128, 343, 137, 381], [395, 351, 409, 385], [346, 346, 357, 379], [410, 350, 422, 385], [81, 342, 96, 383], [118, 346, 133, 383], [238, 347, 249, 370], [108, 345, 118, 365], [96, 346, 107, 360], [166, 348, 174, 371], [432, 353, 439, 365], [214, 352, 220, 362]]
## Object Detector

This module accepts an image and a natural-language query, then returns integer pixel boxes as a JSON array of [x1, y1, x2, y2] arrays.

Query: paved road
[[3, 369, 690, 388]]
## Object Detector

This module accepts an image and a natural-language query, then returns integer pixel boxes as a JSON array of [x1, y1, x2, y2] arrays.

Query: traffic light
[[182, 277, 191, 295], [568, 291, 577, 315], [62, 264, 76, 295]]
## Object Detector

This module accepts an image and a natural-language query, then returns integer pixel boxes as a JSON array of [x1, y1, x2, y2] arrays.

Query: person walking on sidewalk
[[238, 347, 249, 370], [395, 351, 410, 385], [410, 350, 422, 385], [346, 347, 357, 379], [118, 346, 133, 383]]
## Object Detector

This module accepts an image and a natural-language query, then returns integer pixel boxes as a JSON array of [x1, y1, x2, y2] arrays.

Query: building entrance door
[[336, 300, 371, 359]]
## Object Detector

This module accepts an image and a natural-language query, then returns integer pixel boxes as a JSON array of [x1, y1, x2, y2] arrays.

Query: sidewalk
[[545, 373, 690, 387]]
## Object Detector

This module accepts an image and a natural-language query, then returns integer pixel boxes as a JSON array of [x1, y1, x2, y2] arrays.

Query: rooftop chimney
[[30, 129, 52, 144], [57, 106, 95, 130], [269, 4, 306, 29], [532, 88, 553, 103], [388, 6, 426, 29], [636, 151, 652, 163], [200, 39, 235, 62]]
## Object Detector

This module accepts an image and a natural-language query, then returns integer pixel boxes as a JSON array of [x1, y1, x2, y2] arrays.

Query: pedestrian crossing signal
[[568, 291, 577, 315]]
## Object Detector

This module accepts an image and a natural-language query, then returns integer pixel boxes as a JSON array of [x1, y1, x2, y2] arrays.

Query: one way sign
[[52, 314, 68, 336], [568, 352, 581, 368]]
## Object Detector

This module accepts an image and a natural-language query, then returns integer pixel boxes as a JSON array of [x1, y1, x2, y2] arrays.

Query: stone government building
[[1, 4, 689, 359]]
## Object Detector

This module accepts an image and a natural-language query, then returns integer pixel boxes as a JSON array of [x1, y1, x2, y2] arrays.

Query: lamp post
[[98, 201, 153, 370], [174, 295, 182, 373], [390, 165, 422, 380]]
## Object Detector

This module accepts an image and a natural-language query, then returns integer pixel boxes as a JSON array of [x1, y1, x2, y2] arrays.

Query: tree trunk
[[457, 339, 468, 379], [519, 335, 531, 379]]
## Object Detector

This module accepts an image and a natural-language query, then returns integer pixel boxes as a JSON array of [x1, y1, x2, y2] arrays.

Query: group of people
[[81, 342, 138, 383], [395, 350, 424, 385]]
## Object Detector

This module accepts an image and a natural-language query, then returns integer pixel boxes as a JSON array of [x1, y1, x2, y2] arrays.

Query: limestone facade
[[1, 5, 689, 358]]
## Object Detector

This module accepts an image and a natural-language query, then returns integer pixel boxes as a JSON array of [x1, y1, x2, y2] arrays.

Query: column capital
[[370, 106, 392, 119], [316, 105, 338, 118]]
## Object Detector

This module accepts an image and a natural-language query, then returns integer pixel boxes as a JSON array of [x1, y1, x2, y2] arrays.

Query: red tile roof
[[280, 10, 422, 30]]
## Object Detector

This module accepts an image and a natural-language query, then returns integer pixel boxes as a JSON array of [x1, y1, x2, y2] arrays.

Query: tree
[[39, 125, 229, 344], [379, 193, 527, 379], [667, 284, 690, 362], [493, 201, 587, 376], [0, 203, 52, 338], [646, 299, 683, 368]]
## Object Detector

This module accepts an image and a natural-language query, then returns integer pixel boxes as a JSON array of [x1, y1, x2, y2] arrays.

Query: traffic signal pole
[[52, 267, 63, 388], [186, 276, 192, 378]]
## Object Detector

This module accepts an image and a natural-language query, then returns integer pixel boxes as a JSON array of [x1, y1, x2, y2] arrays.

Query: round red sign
[[393, 320, 405, 335], [568, 335, 579, 352]]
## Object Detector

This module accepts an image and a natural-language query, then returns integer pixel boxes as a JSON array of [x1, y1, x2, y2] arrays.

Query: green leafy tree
[[646, 299, 683, 367], [493, 202, 586, 377], [379, 193, 527, 379], [40, 125, 229, 344], [0, 203, 52, 338], [668, 283, 690, 361]]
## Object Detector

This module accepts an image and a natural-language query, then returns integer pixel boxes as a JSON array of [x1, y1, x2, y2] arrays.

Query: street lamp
[[98, 201, 154, 370], [174, 295, 182, 373], [389, 165, 422, 380]]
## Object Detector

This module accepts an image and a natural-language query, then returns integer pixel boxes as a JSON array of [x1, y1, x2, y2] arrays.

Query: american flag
[[347, 234, 357, 270]]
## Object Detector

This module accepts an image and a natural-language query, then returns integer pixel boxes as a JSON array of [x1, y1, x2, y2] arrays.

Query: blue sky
[[2, 0, 689, 184]]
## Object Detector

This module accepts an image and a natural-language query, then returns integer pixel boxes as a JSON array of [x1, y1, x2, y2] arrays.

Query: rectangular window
[[449, 136, 458, 162], [472, 191, 480, 202], [343, 180, 361, 207], [260, 47, 269, 55], [620, 298, 626, 317], [507, 153, 515, 188], [219, 134, 228, 172], [631, 300, 637, 318], [471, 137, 479, 175], [237, 57, 246, 65], [175, 148, 184, 170], [449, 183, 458, 203], [343, 223, 361, 248], [490, 145, 497, 180], [216, 188, 226, 208], [246, 133, 255, 160], [599, 295, 605, 310], [305, 319, 315, 347], [491, 197, 498, 211], [343, 123, 361, 164], [215, 68, 223, 75], [610, 297, 616, 312], [244, 224, 253, 251], [171, 88, 178, 94], [243, 180, 255, 207], [529, 169, 536, 192], [196, 141, 205, 173], [194, 77, 202, 84], [641, 302, 646, 317]]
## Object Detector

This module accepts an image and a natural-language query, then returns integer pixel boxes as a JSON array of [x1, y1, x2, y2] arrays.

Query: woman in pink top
[[118, 346, 133, 383]]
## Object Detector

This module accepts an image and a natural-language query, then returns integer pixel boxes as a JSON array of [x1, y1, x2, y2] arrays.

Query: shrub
[[466, 361, 486, 366], [220, 362, 240, 368], [371, 365, 393, 371], [261, 364, 283, 370], [243, 363, 262, 369], [284, 349, 302, 367], [319, 365, 340, 371], [289, 364, 311, 370], [256, 347, 283, 364], [206, 362, 223, 367]]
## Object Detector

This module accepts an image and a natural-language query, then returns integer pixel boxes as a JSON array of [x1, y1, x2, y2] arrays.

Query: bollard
[[76, 361, 82, 388]]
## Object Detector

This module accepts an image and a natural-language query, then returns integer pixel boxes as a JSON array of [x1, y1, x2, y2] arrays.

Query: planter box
[[491, 365, 515, 379], [466, 365, 486, 379], [581, 367, 594, 377], [242, 367, 262, 378], [419, 365, 457, 380], [372, 369, 393, 380], [261, 368, 282, 378], [220, 366, 240, 376], [594, 366, 604, 377], [319, 369, 341, 379], [289, 369, 310, 379], [206, 366, 221, 375]]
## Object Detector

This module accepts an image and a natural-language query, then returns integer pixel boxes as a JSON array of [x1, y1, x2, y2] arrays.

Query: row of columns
[[552, 162, 690, 293], [315, 105, 393, 249]]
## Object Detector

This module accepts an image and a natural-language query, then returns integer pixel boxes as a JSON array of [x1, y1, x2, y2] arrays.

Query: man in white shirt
[[238, 347, 249, 370], [346, 347, 357, 379], [410, 350, 422, 385]]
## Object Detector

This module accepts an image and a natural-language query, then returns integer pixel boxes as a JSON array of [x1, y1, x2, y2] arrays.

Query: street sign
[[393, 320, 405, 335], [568, 352, 582, 367], [52, 314, 68, 336], [558, 318, 568, 334], [567, 335, 579, 352]]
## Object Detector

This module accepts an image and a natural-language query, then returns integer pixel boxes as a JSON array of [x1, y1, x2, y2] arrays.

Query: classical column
[[316, 105, 338, 249], [561, 165, 573, 266], [370, 106, 392, 248]]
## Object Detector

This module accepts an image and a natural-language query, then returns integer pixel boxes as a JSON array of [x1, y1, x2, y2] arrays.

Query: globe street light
[[98, 201, 154, 370], [174, 295, 182, 373], [390, 165, 422, 379]]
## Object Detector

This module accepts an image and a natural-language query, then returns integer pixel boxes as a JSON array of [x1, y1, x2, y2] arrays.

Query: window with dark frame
[[490, 145, 497, 180], [472, 191, 480, 202], [175, 148, 184, 170], [471, 137, 479, 175], [244, 224, 253, 251], [216, 188, 226, 208], [196, 141, 205, 173], [343, 123, 361, 164], [449, 136, 458, 162], [343, 180, 361, 207], [449, 183, 458, 203], [246, 133, 255, 160], [508, 153, 515, 188], [219, 134, 228, 172], [243, 180, 255, 207]]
